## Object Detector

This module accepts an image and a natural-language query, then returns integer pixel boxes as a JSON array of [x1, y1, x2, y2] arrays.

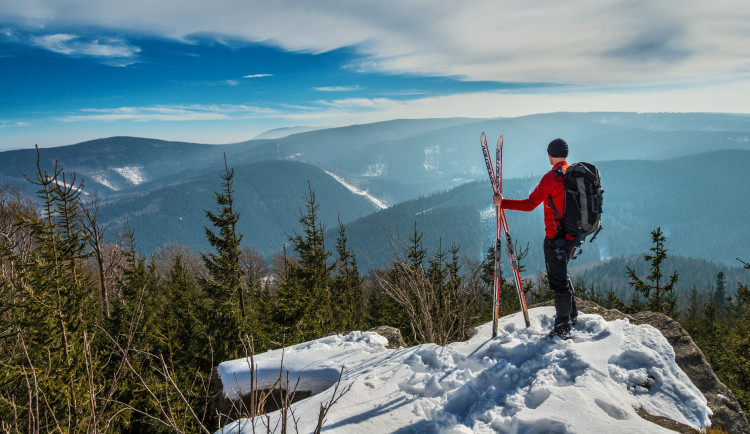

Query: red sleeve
[[502, 172, 554, 212]]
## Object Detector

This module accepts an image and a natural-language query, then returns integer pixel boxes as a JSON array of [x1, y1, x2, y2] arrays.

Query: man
[[492, 138, 577, 339]]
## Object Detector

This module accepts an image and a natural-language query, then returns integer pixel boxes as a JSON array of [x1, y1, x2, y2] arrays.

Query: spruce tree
[[680, 285, 703, 334], [402, 221, 424, 267], [274, 183, 334, 344], [164, 254, 209, 372], [331, 220, 365, 331], [626, 227, 679, 316], [199, 157, 245, 361], [713, 271, 728, 312], [604, 289, 626, 312], [718, 258, 750, 411], [0, 154, 106, 430]]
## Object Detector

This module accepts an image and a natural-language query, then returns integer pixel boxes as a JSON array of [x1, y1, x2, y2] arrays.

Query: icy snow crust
[[217, 307, 711, 433]]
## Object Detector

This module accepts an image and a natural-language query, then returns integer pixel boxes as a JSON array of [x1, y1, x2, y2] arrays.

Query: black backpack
[[548, 162, 604, 259]]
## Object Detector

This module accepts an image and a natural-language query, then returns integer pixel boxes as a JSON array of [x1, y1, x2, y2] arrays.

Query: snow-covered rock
[[216, 307, 712, 433]]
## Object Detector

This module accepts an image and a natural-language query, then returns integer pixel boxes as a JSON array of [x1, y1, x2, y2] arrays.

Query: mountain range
[[2, 112, 750, 276]]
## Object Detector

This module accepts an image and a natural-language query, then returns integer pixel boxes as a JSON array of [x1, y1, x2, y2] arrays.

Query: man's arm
[[497, 173, 552, 212]]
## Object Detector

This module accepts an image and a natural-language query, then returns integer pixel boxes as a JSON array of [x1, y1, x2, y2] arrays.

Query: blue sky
[[1, 1, 749, 150]]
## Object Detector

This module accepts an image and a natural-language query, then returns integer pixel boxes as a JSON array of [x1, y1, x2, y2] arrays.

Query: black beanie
[[547, 138, 568, 158]]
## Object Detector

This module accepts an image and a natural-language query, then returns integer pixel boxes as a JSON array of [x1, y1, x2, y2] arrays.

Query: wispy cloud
[[318, 97, 393, 109], [314, 85, 361, 92], [4, 1, 749, 86], [60, 104, 277, 122], [0, 121, 29, 129], [31, 34, 140, 59], [243, 73, 273, 78]]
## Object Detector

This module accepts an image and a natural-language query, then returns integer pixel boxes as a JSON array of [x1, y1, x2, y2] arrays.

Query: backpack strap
[[547, 167, 566, 239]]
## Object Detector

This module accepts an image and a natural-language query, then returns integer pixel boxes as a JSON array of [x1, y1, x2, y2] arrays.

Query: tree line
[[1, 155, 748, 432]]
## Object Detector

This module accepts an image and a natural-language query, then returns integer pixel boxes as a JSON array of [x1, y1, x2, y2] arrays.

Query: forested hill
[[2, 114, 749, 269], [337, 149, 750, 272], [570, 255, 750, 307], [97, 159, 379, 256]]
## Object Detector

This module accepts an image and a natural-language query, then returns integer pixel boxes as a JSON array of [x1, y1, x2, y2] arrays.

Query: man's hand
[[493, 193, 503, 208]]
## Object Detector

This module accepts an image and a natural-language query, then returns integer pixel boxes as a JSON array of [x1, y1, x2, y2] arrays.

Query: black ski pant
[[543, 238, 577, 327]]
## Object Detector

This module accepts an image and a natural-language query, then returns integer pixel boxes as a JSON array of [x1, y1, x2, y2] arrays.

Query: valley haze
[[1, 113, 749, 287]]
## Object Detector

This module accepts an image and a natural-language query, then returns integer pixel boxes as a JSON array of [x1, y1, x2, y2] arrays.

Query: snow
[[90, 174, 118, 191], [424, 145, 441, 173], [217, 307, 711, 433], [47, 176, 89, 196], [113, 166, 146, 185], [480, 205, 496, 222], [324, 170, 388, 210], [362, 162, 385, 177]]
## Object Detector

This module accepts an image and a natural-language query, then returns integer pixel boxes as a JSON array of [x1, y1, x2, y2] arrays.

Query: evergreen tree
[[626, 227, 679, 316], [713, 271, 728, 312], [331, 219, 365, 331], [0, 155, 108, 430], [199, 157, 246, 361], [163, 254, 209, 372], [108, 243, 169, 433], [604, 289, 627, 312], [719, 258, 750, 411], [680, 286, 703, 334], [625, 293, 647, 314], [406, 221, 427, 268], [274, 183, 334, 344]]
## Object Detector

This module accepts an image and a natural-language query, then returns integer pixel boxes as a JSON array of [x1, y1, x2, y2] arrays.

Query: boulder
[[367, 325, 406, 349]]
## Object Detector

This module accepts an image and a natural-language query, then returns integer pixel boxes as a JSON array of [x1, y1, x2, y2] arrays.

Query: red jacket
[[502, 161, 573, 240]]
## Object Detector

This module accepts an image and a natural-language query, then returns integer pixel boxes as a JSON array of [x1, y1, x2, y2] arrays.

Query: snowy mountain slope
[[217, 307, 711, 433], [97, 160, 379, 256]]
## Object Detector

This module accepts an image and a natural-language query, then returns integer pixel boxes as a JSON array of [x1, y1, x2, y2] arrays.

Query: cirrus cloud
[[2, 0, 749, 86], [31, 33, 140, 58], [59, 104, 277, 122]]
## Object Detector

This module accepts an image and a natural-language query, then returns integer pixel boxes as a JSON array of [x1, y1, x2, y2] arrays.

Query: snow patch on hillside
[[90, 174, 118, 191], [113, 166, 146, 185], [480, 205, 496, 222], [362, 162, 385, 177], [217, 307, 711, 434], [325, 171, 388, 210], [424, 144, 441, 173]]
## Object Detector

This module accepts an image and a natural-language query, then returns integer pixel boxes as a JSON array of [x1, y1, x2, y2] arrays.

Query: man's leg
[[544, 239, 575, 328]]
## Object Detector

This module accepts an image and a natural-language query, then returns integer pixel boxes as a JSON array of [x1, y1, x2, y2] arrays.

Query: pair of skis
[[481, 133, 530, 336]]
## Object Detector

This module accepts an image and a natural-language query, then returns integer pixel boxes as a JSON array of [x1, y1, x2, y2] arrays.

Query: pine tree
[[626, 227, 679, 316]]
